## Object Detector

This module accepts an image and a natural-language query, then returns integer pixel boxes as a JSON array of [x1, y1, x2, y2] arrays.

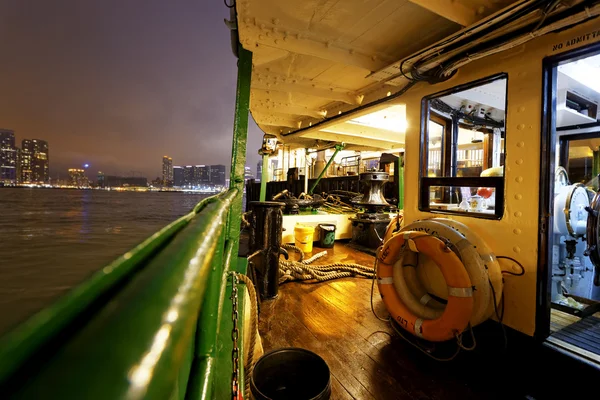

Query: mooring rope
[[278, 244, 375, 283], [234, 273, 259, 399]]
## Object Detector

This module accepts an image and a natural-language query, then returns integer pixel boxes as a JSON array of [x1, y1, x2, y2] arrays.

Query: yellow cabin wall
[[396, 19, 600, 336]]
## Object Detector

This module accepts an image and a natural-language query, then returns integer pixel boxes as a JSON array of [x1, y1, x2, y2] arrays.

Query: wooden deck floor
[[257, 242, 523, 400]]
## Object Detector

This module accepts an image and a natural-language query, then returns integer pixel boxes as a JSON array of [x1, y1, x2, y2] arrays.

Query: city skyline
[[0, 1, 263, 180], [0, 129, 49, 184]]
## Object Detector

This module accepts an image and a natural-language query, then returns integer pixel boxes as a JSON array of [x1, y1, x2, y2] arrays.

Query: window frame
[[418, 73, 509, 220]]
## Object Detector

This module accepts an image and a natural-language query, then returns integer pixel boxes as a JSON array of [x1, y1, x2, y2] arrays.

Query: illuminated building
[[0, 129, 17, 184], [244, 166, 254, 182], [162, 156, 173, 186], [210, 164, 226, 186], [173, 166, 184, 187], [21, 139, 49, 183], [97, 171, 105, 188], [68, 168, 88, 187]]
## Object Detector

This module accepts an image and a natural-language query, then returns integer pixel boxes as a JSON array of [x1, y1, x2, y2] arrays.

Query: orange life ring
[[377, 231, 474, 342]]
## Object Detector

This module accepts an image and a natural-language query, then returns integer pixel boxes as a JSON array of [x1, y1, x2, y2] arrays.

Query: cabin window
[[419, 74, 507, 219]]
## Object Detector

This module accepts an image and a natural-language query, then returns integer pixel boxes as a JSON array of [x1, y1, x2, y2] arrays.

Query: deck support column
[[259, 154, 268, 201], [226, 44, 252, 270], [593, 150, 600, 191]]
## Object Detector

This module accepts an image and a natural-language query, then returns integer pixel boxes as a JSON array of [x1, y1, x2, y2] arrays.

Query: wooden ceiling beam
[[406, 0, 481, 27], [239, 19, 391, 72], [251, 111, 301, 129], [321, 123, 403, 143], [299, 130, 402, 150], [252, 78, 363, 105]]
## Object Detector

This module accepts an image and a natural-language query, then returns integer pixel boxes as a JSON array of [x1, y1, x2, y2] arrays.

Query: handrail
[[0, 189, 238, 399]]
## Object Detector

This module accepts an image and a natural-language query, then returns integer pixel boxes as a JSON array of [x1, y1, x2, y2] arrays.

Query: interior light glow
[[347, 105, 407, 133]]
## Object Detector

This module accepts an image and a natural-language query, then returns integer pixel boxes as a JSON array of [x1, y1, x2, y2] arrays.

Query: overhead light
[[347, 105, 407, 133]]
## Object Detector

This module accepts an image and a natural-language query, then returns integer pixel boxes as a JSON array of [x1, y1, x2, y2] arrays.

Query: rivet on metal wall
[[517, 141, 525, 148], [513, 246, 521, 253], [518, 106, 525, 112], [517, 124, 525, 130], [516, 176, 523, 183], [515, 194, 523, 200], [516, 159, 523, 165], [514, 228, 522, 235], [514, 211, 522, 217]]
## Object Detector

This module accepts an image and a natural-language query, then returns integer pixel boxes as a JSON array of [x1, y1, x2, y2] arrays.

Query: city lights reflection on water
[[0, 188, 211, 335]]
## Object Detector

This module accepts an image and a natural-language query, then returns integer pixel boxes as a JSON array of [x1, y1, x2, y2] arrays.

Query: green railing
[[0, 44, 254, 399], [0, 189, 248, 399]]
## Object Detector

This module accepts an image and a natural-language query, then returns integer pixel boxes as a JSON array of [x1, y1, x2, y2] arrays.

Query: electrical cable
[[371, 257, 391, 322], [389, 319, 461, 362], [532, 0, 563, 31], [497, 255, 526, 276], [489, 277, 508, 350], [394, 0, 547, 83]]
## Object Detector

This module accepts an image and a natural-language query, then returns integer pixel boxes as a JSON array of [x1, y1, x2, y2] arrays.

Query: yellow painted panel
[[399, 19, 600, 337]]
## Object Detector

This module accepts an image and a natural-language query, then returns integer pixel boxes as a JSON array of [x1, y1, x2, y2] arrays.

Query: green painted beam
[[593, 150, 599, 191], [226, 44, 253, 268], [6, 189, 238, 399], [309, 143, 344, 195], [398, 165, 404, 210], [259, 154, 269, 201], [0, 193, 221, 385]]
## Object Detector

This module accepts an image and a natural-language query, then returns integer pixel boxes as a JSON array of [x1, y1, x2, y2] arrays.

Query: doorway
[[540, 43, 600, 364]]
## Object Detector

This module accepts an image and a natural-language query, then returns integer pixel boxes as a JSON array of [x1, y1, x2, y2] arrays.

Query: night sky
[[0, 0, 262, 180]]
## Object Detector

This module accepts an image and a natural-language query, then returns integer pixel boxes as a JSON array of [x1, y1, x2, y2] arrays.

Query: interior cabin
[[236, 0, 600, 398]]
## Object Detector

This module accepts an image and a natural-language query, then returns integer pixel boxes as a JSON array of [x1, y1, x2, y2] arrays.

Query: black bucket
[[317, 224, 336, 248], [250, 347, 331, 400]]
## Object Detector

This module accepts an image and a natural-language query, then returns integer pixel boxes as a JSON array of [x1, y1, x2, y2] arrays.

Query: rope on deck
[[235, 273, 259, 399], [278, 244, 375, 283]]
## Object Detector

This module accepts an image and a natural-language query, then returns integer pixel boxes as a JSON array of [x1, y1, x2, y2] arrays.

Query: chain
[[229, 271, 240, 400]]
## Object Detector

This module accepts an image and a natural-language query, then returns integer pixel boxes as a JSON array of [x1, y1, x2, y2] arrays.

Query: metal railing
[[0, 189, 247, 399]]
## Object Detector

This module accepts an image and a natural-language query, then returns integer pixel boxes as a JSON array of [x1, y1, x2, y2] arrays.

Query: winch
[[350, 171, 392, 250]]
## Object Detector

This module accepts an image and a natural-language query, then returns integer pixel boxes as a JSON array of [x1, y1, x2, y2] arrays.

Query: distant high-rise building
[[97, 171, 105, 188], [256, 161, 262, 182], [21, 139, 49, 183], [195, 165, 210, 184], [173, 166, 184, 187], [210, 164, 226, 186], [69, 168, 88, 187], [244, 166, 254, 182], [162, 156, 173, 186], [0, 129, 17, 184]]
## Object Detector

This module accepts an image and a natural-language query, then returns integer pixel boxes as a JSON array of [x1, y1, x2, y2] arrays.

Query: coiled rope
[[278, 244, 375, 283], [232, 272, 259, 400]]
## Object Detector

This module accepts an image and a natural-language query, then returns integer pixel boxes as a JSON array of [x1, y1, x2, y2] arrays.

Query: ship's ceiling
[[234, 0, 529, 150]]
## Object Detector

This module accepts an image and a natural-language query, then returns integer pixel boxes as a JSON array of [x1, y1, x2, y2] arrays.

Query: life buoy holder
[[377, 231, 473, 342]]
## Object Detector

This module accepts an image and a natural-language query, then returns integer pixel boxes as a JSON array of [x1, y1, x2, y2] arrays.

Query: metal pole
[[259, 154, 268, 201], [398, 165, 404, 210], [594, 150, 600, 191], [304, 150, 309, 194], [226, 44, 252, 267], [309, 143, 344, 195]]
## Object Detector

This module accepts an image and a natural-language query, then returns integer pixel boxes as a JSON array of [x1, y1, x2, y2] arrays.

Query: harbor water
[[0, 188, 215, 335]]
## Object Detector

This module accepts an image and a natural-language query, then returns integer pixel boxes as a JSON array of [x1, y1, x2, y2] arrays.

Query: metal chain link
[[229, 272, 240, 400]]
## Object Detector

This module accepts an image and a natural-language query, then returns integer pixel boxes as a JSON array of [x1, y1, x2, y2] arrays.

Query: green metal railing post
[[226, 44, 252, 267], [308, 143, 344, 195], [398, 165, 404, 210], [259, 154, 268, 201], [593, 150, 600, 190]]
